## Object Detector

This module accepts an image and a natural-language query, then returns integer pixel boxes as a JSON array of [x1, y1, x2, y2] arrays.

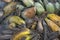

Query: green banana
[[55, 2, 60, 10], [16, 4, 24, 10], [43, 0, 55, 13], [46, 2, 55, 13], [43, 0, 48, 6], [39, 0, 44, 6], [35, 2, 45, 15], [22, 0, 34, 7]]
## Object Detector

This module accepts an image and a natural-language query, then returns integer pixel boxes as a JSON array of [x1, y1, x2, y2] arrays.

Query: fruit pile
[[0, 0, 60, 40]]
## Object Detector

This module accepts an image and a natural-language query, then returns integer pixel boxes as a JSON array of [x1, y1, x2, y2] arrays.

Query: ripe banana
[[45, 18, 60, 32], [47, 13, 60, 26], [8, 16, 25, 25], [11, 28, 31, 40]]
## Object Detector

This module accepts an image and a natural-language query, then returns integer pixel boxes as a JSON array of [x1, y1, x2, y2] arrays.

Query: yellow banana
[[3, 2, 17, 16], [47, 13, 60, 26], [31, 22, 37, 29], [45, 18, 60, 32], [25, 35, 31, 40], [11, 28, 30, 40], [8, 16, 25, 25]]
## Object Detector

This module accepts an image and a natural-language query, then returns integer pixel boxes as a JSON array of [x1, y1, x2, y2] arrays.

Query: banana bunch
[[11, 28, 31, 40], [11, 28, 40, 40], [45, 13, 60, 32], [7, 16, 25, 29]]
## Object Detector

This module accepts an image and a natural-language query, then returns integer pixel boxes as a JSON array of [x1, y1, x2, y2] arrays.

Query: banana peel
[[45, 18, 60, 32], [3, 2, 17, 16], [8, 16, 25, 25], [47, 13, 60, 26], [11, 28, 31, 40]]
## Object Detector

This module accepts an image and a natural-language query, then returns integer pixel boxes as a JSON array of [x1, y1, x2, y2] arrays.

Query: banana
[[31, 22, 37, 29], [25, 35, 31, 40], [11, 28, 31, 40], [8, 16, 25, 25], [8, 23, 16, 29], [16, 4, 24, 10], [43, 0, 55, 13], [22, 0, 34, 7], [39, 0, 44, 6], [46, 2, 55, 13], [3, 2, 17, 16], [47, 14, 60, 26], [35, 2, 45, 15], [45, 18, 60, 32]]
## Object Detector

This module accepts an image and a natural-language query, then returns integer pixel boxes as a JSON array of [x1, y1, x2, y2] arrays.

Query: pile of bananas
[[0, 0, 60, 40]]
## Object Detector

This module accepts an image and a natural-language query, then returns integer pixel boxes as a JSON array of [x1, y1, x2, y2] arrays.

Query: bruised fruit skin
[[45, 18, 60, 32], [47, 14, 60, 26], [22, 7, 36, 19]]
